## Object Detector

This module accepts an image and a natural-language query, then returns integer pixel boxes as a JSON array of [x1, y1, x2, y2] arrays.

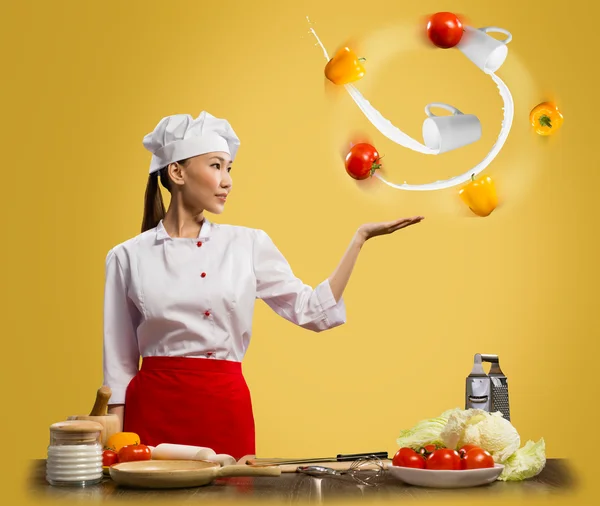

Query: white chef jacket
[[103, 218, 347, 404]]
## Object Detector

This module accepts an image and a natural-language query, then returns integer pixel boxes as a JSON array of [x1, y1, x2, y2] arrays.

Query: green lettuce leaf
[[497, 438, 546, 481], [396, 408, 461, 449], [440, 409, 520, 463]]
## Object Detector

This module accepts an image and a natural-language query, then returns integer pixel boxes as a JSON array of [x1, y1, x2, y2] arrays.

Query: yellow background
[[1, 0, 598, 505]]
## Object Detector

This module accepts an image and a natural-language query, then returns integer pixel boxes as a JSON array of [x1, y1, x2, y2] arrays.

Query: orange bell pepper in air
[[530, 102, 564, 136], [324, 47, 366, 85], [458, 174, 498, 217]]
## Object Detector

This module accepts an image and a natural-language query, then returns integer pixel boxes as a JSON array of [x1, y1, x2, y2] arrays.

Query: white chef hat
[[143, 111, 240, 174]]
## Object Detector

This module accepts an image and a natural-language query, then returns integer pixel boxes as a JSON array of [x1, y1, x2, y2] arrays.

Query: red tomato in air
[[426, 12, 464, 48], [344, 143, 382, 180], [392, 447, 426, 469], [118, 444, 152, 463], [461, 448, 495, 470], [426, 449, 461, 470], [102, 449, 119, 467]]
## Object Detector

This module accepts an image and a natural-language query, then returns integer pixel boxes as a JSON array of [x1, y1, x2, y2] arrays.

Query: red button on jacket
[[204, 310, 211, 317], [201, 272, 206, 278], [196, 241, 203, 247]]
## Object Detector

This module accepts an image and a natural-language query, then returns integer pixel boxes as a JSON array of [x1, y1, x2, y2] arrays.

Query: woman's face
[[169, 151, 233, 214]]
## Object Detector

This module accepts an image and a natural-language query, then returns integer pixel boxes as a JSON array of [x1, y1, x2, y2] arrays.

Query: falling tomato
[[344, 143, 382, 180], [426, 12, 464, 48]]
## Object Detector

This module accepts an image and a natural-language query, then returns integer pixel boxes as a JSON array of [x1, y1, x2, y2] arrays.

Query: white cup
[[457, 26, 512, 73], [422, 103, 482, 154]]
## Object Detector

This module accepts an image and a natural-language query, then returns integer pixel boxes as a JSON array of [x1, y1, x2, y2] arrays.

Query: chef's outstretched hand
[[357, 216, 424, 241]]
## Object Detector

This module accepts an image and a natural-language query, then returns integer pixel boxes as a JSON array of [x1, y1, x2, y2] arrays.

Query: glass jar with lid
[[46, 420, 104, 487]]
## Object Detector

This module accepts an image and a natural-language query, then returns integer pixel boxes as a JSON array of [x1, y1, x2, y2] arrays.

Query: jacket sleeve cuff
[[315, 279, 347, 328], [106, 384, 128, 405]]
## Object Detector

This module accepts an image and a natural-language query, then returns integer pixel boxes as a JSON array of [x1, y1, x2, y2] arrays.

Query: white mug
[[457, 26, 512, 73], [422, 103, 482, 154]]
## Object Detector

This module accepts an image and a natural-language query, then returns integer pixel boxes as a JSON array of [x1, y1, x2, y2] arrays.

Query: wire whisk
[[297, 455, 386, 487]]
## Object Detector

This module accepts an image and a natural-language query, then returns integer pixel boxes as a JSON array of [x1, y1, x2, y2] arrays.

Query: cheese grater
[[465, 354, 511, 421]]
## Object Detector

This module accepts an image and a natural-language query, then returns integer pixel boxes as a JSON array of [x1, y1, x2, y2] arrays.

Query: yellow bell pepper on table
[[104, 432, 141, 452], [324, 47, 366, 85], [529, 102, 564, 136], [458, 174, 498, 217]]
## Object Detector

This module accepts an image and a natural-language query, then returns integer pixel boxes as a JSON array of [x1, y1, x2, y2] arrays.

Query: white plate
[[388, 463, 504, 488]]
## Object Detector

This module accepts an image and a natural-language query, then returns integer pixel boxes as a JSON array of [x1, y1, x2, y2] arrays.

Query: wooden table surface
[[28, 459, 576, 502]]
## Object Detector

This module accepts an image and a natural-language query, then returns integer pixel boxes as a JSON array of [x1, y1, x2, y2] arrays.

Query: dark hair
[[141, 159, 188, 233]]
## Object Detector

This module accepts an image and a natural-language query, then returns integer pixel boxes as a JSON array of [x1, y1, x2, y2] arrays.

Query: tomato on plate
[[392, 447, 426, 469], [118, 444, 151, 463], [461, 448, 495, 470], [426, 12, 464, 49], [426, 449, 461, 470], [458, 444, 481, 458], [418, 444, 440, 457], [344, 143, 382, 180], [102, 449, 119, 467]]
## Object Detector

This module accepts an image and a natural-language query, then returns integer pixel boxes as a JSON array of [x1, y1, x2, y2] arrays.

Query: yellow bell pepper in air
[[459, 174, 498, 217], [530, 102, 564, 136], [324, 47, 366, 85]]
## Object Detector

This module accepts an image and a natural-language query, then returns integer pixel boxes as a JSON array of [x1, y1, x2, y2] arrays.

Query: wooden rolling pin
[[67, 386, 120, 447]]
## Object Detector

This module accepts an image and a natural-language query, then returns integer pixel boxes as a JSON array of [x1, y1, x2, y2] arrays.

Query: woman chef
[[103, 111, 424, 460]]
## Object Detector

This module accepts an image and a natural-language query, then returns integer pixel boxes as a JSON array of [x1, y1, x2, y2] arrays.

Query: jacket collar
[[155, 217, 213, 241]]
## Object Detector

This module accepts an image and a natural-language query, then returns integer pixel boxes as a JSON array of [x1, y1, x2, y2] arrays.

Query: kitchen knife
[[247, 452, 388, 466]]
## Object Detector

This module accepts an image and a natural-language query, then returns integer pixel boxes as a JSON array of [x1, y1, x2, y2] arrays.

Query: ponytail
[[141, 162, 182, 233], [141, 170, 166, 233]]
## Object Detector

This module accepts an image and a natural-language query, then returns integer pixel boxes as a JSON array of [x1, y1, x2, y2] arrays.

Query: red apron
[[123, 356, 255, 460]]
